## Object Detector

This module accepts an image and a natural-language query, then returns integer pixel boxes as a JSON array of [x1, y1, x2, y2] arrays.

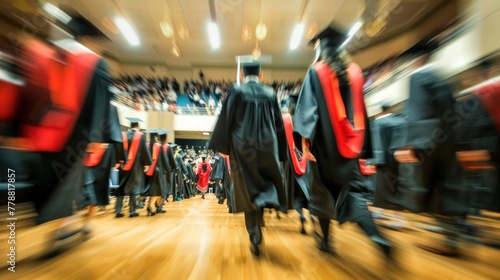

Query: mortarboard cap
[[157, 129, 170, 135], [308, 22, 347, 50], [144, 128, 159, 134], [126, 117, 144, 123], [170, 143, 178, 149], [242, 62, 261, 77]]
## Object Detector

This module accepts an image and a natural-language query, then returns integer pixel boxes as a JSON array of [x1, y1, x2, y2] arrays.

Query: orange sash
[[314, 62, 365, 159], [282, 113, 307, 175], [358, 159, 376, 176], [83, 143, 108, 167], [121, 131, 143, 171], [163, 144, 169, 153], [146, 143, 161, 176]]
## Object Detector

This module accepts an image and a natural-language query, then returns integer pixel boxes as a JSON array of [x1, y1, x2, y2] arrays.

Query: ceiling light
[[170, 43, 181, 57], [252, 46, 261, 60], [241, 25, 252, 42], [42, 2, 71, 24], [202, 132, 210, 135], [348, 21, 363, 37], [160, 21, 174, 38], [208, 22, 220, 49], [115, 17, 140, 46], [290, 24, 305, 50], [255, 23, 267, 41]]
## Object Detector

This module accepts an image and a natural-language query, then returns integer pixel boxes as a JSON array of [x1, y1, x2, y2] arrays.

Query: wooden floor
[[1, 194, 500, 280]]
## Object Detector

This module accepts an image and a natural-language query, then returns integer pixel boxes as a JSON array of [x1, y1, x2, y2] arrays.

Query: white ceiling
[[1, 0, 448, 68]]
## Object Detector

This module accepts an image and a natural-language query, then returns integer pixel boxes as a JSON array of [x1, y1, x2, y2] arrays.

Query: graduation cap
[[144, 128, 159, 134], [242, 62, 261, 77], [157, 129, 170, 135], [179, 152, 187, 159], [126, 117, 144, 128], [308, 22, 347, 50], [170, 143, 178, 149]]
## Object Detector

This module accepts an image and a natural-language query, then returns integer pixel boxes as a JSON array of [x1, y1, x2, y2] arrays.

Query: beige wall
[[147, 111, 176, 142]]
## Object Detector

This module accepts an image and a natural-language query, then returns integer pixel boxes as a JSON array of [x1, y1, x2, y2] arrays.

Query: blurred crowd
[[110, 74, 303, 115]]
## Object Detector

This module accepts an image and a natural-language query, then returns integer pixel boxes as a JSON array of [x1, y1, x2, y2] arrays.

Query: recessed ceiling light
[[115, 17, 140, 46]]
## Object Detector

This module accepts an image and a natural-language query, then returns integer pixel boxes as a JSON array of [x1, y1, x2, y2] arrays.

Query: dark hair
[[318, 46, 349, 85]]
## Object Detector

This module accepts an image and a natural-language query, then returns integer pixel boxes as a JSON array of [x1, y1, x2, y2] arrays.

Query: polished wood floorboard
[[1, 195, 499, 280]]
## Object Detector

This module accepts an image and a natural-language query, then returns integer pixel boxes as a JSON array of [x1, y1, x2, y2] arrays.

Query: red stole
[[358, 159, 376, 176], [474, 80, 500, 132], [314, 62, 366, 159], [21, 40, 100, 152], [122, 131, 143, 171], [163, 144, 169, 153], [0, 80, 19, 123], [146, 143, 161, 176], [282, 113, 307, 175], [83, 143, 108, 167]]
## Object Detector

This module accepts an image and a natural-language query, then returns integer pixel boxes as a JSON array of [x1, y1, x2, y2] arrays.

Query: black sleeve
[[293, 69, 319, 141], [208, 85, 239, 154], [140, 134, 153, 165]]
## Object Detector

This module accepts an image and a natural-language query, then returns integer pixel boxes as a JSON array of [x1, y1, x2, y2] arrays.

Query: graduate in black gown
[[211, 152, 228, 204], [293, 24, 393, 260], [209, 62, 287, 256], [282, 112, 315, 235], [370, 105, 407, 210], [143, 129, 171, 215], [455, 74, 500, 214], [173, 146, 187, 200], [115, 118, 152, 218], [156, 130, 176, 212], [394, 52, 469, 255], [0, 35, 114, 237], [79, 105, 124, 234]]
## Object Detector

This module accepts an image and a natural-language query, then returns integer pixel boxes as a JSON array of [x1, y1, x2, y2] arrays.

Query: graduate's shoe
[[371, 235, 393, 260], [146, 207, 156, 217], [317, 239, 334, 254], [115, 213, 124, 218], [300, 216, 307, 235], [137, 201, 145, 209], [129, 212, 139, 218], [250, 243, 260, 256], [155, 206, 166, 214]]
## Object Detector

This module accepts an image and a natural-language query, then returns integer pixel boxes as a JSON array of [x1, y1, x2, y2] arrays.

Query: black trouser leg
[[356, 214, 392, 257], [244, 209, 262, 245], [356, 213, 379, 237], [318, 217, 330, 244]]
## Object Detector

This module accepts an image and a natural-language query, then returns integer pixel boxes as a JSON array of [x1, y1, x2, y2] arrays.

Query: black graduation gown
[[186, 163, 197, 194], [164, 144, 176, 197], [79, 105, 124, 207], [398, 67, 468, 216], [17, 42, 114, 224], [455, 94, 499, 212], [173, 154, 187, 198], [117, 130, 152, 196], [209, 82, 288, 213], [293, 67, 373, 224], [144, 143, 170, 196], [369, 114, 407, 210]]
